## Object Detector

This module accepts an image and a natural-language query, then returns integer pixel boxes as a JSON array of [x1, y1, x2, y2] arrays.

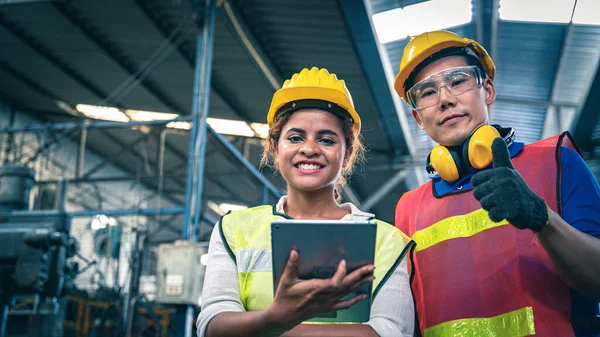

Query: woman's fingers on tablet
[[330, 259, 347, 287], [348, 274, 375, 293], [280, 250, 299, 284], [342, 264, 374, 287], [330, 293, 367, 311], [312, 261, 347, 294]]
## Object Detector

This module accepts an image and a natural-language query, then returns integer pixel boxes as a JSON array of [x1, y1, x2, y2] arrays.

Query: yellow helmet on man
[[394, 30, 496, 105], [267, 67, 361, 133]]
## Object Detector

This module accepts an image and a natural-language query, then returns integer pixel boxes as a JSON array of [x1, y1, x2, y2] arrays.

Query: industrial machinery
[[155, 242, 208, 306], [0, 165, 78, 337]]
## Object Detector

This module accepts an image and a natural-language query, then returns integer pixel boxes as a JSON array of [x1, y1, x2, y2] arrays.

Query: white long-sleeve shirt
[[197, 197, 415, 337]]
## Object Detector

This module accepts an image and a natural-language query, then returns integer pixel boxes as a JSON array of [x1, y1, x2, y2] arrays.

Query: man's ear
[[483, 77, 496, 105], [411, 109, 426, 130]]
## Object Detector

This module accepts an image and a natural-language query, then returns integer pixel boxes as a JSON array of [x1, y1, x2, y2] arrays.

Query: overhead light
[[219, 203, 247, 213], [572, 0, 600, 25], [125, 108, 261, 137], [207, 201, 225, 216], [250, 123, 270, 139], [372, 0, 472, 44], [126, 109, 179, 121], [166, 121, 192, 130], [74, 104, 268, 138], [76, 104, 130, 122], [499, 0, 574, 24], [207, 118, 256, 138]]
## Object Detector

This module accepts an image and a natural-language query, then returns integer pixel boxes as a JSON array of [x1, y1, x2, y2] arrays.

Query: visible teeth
[[297, 163, 321, 170]]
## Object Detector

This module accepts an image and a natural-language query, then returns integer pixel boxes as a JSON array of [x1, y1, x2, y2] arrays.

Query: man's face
[[410, 55, 496, 146]]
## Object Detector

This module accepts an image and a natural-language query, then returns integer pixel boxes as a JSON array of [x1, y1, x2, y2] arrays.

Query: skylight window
[[499, 0, 600, 25], [499, 0, 575, 23], [372, 0, 472, 44], [76, 104, 130, 122], [572, 0, 600, 25]]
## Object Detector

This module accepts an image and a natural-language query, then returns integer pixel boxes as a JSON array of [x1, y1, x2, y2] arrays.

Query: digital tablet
[[271, 219, 377, 323]]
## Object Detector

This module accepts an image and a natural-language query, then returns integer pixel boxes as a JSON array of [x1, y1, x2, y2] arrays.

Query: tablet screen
[[270, 219, 377, 323]]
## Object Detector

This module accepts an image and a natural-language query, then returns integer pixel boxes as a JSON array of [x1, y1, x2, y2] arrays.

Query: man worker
[[393, 30, 600, 337]]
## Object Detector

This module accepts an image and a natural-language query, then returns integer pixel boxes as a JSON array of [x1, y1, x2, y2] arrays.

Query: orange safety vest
[[396, 132, 579, 337]]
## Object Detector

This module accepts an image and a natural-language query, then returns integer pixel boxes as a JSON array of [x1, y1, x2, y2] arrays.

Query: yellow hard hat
[[267, 67, 361, 133], [394, 30, 496, 104]]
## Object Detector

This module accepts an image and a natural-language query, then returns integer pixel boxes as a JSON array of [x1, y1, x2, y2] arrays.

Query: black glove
[[471, 138, 549, 231]]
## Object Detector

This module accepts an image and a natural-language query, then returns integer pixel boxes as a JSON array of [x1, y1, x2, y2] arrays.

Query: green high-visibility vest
[[219, 205, 414, 323]]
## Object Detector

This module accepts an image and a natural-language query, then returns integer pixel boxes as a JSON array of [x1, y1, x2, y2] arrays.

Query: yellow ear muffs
[[467, 125, 501, 169], [429, 145, 460, 182], [427, 125, 509, 182]]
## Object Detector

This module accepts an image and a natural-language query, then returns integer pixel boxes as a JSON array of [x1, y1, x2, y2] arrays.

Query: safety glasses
[[406, 65, 483, 110]]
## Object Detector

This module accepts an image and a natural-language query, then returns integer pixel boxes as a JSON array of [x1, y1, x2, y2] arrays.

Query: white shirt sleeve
[[364, 258, 415, 337], [196, 223, 245, 337]]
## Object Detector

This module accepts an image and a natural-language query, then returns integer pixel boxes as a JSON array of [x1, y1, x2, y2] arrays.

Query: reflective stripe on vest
[[220, 204, 412, 324], [413, 208, 509, 252], [424, 307, 535, 337], [396, 132, 578, 337], [236, 248, 271, 273]]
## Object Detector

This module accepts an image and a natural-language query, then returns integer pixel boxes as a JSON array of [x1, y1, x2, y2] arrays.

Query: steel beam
[[360, 169, 409, 212], [0, 12, 107, 99], [542, 12, 575, 139], [208, 126, 283, 198], [0, 117, 196, 133], [1, 207, 184, 218], [338, 0, 413, 157], [0, 60, 62, 101], [572, 61, 600, 153], [133, 0, 255, 124], [52, 1, 186, 113], [218, 0, 283, 90], [490, 0, 499, 62], [182, 0, 216, 242]]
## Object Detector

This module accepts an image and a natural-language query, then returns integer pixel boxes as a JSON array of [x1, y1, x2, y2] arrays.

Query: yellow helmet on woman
[[267, 67, 361, 133], [394, 30, 496, 104]]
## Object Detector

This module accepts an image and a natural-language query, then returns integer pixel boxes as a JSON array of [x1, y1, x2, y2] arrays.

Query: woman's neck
[[284, 187, 349, 220]]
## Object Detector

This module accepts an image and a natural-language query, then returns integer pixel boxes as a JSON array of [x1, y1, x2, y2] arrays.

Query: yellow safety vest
[[219, 204, 414, 323]]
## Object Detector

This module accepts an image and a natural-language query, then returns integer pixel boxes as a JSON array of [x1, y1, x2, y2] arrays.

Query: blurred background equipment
[[155, 242, 208, 306], [91, 215, 122, 260], [0, 170, 78, 337]]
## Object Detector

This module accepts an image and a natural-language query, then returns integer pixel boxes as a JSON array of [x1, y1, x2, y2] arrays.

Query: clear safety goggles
[[406, 65, 484, 110]]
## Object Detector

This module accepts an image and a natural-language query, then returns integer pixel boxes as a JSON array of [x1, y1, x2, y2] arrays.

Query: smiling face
[[410, 55, 496, 146], [274, 109, 352, 194]]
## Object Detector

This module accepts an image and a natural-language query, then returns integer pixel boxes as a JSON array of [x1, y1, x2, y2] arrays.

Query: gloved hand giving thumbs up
[[471, 138, 549, 231]]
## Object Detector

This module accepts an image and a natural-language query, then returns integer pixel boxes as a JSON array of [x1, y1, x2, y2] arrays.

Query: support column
[[182, 0, 217, 242]]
